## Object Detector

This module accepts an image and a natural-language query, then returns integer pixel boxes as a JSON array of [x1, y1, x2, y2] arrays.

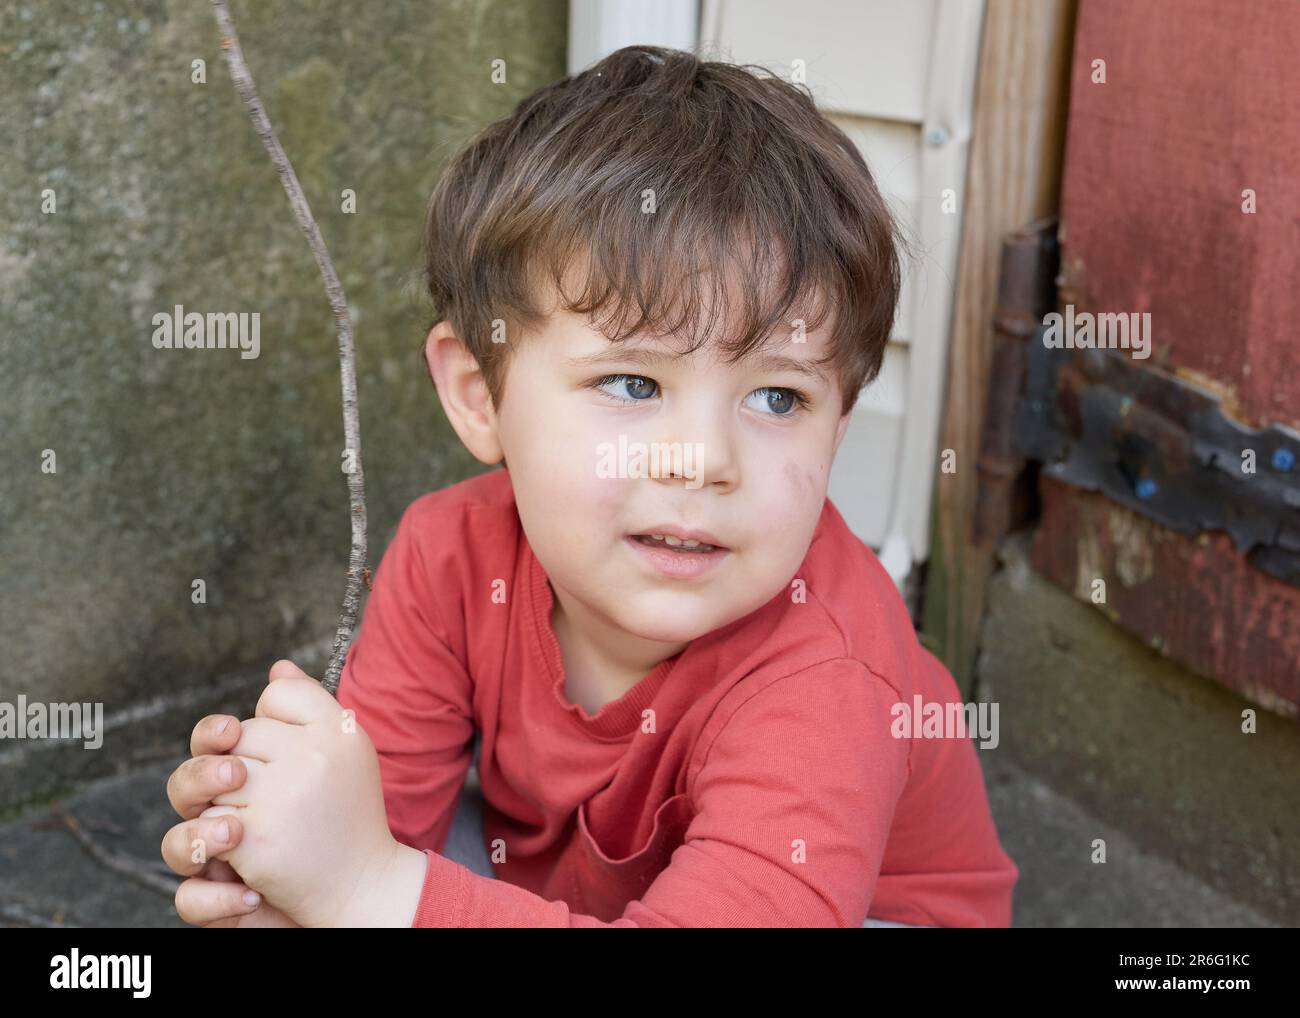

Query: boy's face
[[482, 294, 853, 650]]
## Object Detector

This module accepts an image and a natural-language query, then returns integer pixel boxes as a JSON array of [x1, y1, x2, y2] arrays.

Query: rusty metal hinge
[[1013, 340, 1300, 587]]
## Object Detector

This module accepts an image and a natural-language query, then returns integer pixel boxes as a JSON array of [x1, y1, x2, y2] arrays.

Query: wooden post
[[922, 0, 1078, 692]]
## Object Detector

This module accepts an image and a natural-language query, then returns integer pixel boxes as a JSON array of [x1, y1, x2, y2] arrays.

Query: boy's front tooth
[[663, 535, 683, 547]]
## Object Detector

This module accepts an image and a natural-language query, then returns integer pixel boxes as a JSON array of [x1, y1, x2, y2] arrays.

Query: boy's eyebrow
[[564, 347, 831, 384]]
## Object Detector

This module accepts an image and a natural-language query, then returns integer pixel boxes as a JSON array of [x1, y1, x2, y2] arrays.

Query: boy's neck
[[548, 580, 687, 709]]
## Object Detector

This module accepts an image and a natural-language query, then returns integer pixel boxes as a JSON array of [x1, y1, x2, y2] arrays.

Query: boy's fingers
[[226, 716, 299, 763], [268, 658, 313, 683], [206, 761, 265, 809], [189, 714, 241, 758], [256, 669, 338, 726], [160, 815, 243, 877], [202, 858, 242, 883], [165, 753, 247, 819], [174, 876, 262, 927]]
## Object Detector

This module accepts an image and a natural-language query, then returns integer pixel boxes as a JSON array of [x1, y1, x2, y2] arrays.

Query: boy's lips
[[624, 534, 730, 580], [626, 525, 728, 550]]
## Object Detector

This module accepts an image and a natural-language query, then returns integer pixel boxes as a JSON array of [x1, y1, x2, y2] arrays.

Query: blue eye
[[590, 376, 810, 416], [744, 387, 808, 416], [593, 374, 659, 401]]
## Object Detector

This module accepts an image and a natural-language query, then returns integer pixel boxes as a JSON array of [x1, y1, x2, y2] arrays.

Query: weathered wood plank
[[1031, 476, 1300, 714], [924, 0, 1078, 690]]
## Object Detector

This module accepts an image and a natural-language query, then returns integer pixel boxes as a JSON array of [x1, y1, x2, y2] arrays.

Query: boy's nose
[[649, 411, 738, 491]]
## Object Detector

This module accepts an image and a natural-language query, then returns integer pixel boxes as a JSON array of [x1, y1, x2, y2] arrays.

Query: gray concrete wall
[[0, 0, 567, 811]]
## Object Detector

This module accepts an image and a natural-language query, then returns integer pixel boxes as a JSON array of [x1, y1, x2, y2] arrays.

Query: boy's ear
[[423, 322, 505, 466]]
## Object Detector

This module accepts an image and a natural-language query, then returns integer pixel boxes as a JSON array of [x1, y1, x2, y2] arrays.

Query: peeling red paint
[[1032, 477, 1300, 717]]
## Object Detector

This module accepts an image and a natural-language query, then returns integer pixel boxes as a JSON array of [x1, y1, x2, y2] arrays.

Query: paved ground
[[979, 750, 1274, 927], [0, 748, 1275, 927]]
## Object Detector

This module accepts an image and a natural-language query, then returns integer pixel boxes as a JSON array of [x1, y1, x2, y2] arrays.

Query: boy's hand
[[162, 713, 301, 927], [202, 659, 411, 927]]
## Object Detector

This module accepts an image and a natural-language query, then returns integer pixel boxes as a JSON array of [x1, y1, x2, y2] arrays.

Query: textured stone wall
[[0, 0, 567, 809]]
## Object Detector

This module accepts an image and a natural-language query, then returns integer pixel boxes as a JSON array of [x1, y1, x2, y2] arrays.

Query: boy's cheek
[[585, 474, 628, 518], [759, 490, 818, 542], [796, 455, 823, 488], [527, 460, 624, 532], [511, 438, 600, 508], [781, 455, 829, 506]]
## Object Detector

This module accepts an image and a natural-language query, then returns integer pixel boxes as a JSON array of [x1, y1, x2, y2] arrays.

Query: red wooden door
[[1030, 0, 1300, 713]]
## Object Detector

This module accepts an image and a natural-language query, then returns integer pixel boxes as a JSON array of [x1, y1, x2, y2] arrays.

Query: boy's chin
[[614, 596, 738, 647]]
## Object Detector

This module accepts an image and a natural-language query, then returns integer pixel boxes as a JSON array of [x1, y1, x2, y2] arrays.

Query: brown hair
[[422, 44, 903, 416]]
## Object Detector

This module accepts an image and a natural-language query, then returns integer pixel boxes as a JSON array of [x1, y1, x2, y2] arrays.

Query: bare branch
[[1, 904, 80, 929], [211, 0, 367, 694], [53, 810, 181, 899]]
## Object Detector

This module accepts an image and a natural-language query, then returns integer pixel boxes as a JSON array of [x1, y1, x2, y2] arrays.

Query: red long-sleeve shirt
[[337, 467, 1018, 927]]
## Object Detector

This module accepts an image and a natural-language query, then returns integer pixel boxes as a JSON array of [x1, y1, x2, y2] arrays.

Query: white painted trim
[[883, 0, 985, 563], [878, 533, 914, 590], [568, 0, 701, 74]]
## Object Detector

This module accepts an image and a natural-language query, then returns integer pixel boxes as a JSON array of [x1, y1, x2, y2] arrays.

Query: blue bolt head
[[1272, 447, 1296, 472], [1135, 477, 1158, 500]]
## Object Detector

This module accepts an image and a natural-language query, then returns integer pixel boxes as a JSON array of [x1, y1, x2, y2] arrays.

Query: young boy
[[164, 44, 1017, 927]]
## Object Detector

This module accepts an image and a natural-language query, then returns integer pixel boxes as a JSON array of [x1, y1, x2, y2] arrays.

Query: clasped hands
[[160, 659, 426, 927]]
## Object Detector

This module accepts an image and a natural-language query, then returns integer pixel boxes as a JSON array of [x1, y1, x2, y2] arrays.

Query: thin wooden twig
[[1, 904, 80, 929], [211, 0, 367, 694], [53, 810, 182, 899]]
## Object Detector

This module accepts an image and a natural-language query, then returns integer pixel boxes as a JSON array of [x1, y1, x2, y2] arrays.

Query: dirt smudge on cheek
[[782, 457, 825, 504], [783, 458, 803, 492]]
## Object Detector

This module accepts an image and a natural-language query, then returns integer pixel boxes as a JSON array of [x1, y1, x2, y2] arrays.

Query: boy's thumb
[[268, 658, 312, 682]]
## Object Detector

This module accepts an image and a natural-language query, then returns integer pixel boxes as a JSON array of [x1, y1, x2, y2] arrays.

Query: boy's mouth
[[624, 532, 730, 580], [627, 523, 728, 552], [629, 533, 723, 554]]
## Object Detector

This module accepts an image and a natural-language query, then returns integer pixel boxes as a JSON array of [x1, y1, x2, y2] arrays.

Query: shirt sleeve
[[409, 657, 911, 927], [336, 503, 477, 857]]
